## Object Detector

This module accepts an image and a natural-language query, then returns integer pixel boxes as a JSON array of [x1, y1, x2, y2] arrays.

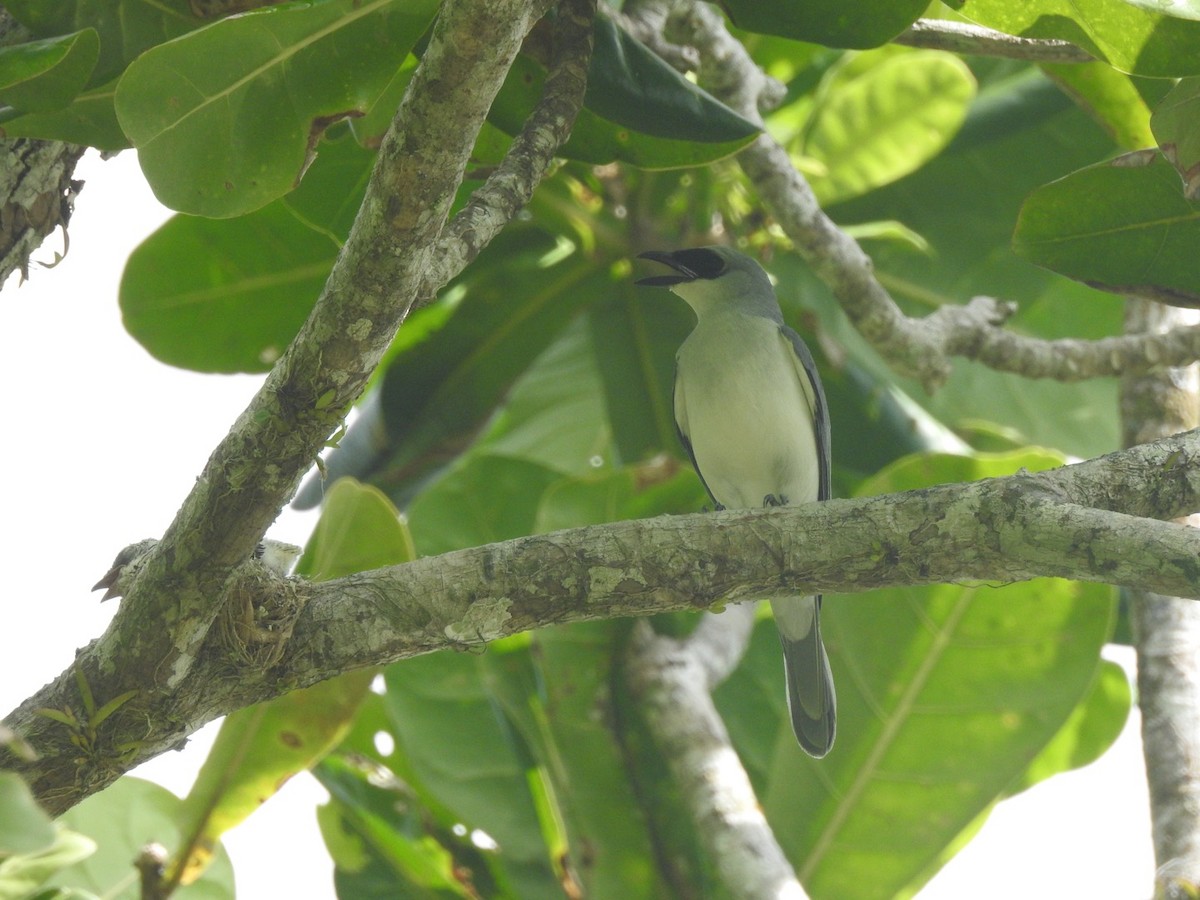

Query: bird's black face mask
[[635, 248, 727, 286]]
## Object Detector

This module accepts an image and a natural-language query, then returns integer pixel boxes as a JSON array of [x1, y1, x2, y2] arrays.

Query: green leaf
[[960, 0, 1200, 76], [380, 650, 563, 898], [1151, 75, 1200, 198], [490, 30, 758, 170], [119, 133, 373, 373], [585, 16, 759, 144], [114, 0, 439, 217], [0, 30, 99, 114], [1008, 658, 1131, 795], [46, 777, 234, 899], [1041, 62, 1155, 152], [722, 0, 927, 48], [298, 477, 416, 581], [0, 78, 126, 150], [120, 204, 336, 372], [0, 772, 56, 855], [717, 451, 1116, 900], [407, 454, 563, 557], [0, 827, 95, 899], [800, 50, 976, 205], [299, 228, 603, 509], [6, 0, 201, 86], [480, 317, 612, 475], [587, 281, 693, 465], [315, 752, 481, 898], [1013, 152, 1200, 308]]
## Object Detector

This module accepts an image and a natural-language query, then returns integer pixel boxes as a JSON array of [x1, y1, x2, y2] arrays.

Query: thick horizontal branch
[[660, 2, 1200, 390], [895, 19, 1094, 64], [8, 428, 1200, 811]]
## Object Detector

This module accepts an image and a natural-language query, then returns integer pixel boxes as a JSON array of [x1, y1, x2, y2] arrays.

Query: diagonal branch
[[7, 427, 1200, 811], [2, 0, 557, 813], [625, 605, 809, 900], [652, 1, 1200, 391], [417, 0, 596, 302], [894, 19, 1094, 64]]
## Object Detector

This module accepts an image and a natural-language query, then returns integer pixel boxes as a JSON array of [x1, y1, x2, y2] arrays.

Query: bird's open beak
[[91, 567, 122, 602], [635, 250, 698, 287]]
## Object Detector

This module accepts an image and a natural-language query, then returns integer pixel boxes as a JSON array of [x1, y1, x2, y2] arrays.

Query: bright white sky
[[0, 149, 1156, 899]]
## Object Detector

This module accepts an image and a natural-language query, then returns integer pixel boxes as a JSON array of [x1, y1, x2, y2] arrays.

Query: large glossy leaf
[[714, 451, 1116, 900], [46, 777, 234, 898], [587, 282, 694, 465], [315, 749, 483, 899], [1151, 75, 1200, 198], [584, 16, 758, 144], [800, 49, 976, 205], [6, 0, 201, 85], [489, 19, 759, 169], [119, 132, 372, 373], [379, 649, 565, 900], [296, 228, 605, 510], [0, 29, 99, 114], [1041, 62, 1155, 152], [959, 0, 1200, 76], [114, 0, 438, 217], [119, 204, 336, 372], [1013, 152, 1200, 308], [168, 479, 409, 885], [722, 0, 926, 48], [0, 77, 125, 149], [479, 317, 612, 475], [0, 772, 56, 856], [1008, 658, 1130, 795]]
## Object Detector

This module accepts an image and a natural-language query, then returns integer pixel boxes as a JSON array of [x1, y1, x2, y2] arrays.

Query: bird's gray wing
[[774, 325, 836, 756], [672, 358, 721, 508], [780, 325, 831, 502]]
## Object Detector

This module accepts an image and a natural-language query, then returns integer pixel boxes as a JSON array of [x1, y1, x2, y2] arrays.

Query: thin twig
[[895, 18, 1094, 64]]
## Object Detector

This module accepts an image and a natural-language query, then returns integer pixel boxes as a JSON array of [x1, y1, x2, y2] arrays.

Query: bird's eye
[[673, 248, 726, 279]]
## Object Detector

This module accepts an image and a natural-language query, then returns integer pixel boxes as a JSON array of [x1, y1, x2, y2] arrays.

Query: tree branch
[[416, 0, 596, 302], [658, 1, 1200, 391], [1121, 301, 1200, 895], [7, 428, 1200, 811], [894, 19, 1094, 64], [0, 0, 555, 813], [625, 606, 809, 900]]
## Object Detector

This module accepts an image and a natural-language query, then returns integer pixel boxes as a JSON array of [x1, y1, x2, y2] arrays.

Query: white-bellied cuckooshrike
[[92, 539, 303, 601], [637, 245, 835, 757]]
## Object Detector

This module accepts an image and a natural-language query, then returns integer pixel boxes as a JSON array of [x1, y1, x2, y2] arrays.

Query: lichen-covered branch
[[894, 18, 1093, 64], [1121, 302, 1200, 897], [417, 0, 596, 301], [7, 427, 1200, 812], [655, 1, 1200, 390], [0, 0, 554, 813], [625, 606, 808, 900]]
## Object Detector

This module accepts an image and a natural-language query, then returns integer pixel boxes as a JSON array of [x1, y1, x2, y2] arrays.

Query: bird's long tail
[[771, 595, 836, 757]]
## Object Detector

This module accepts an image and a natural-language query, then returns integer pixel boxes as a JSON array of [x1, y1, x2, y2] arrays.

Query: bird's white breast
[[675, 311, 820, 510]]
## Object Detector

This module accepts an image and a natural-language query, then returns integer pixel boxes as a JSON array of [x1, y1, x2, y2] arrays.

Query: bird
[[637, 245, 835, 756], [92, 539, 303, 601]]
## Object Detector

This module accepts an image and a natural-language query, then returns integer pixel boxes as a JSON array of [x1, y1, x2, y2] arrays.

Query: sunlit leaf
[[960, 0, 1200, 76], [0, 29, 99, 114], [114, 0, 438, 216], [1014, 152, 1200, 308], [722, 0, 926, 48], [801, 50, 976, 205]]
